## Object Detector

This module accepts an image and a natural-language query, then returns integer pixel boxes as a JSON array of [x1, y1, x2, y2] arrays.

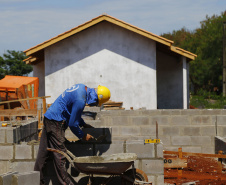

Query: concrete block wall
[[0, 120, 38, 144], [0, 171, 40, 185], [93, 109, 226, 155], [0, 142, 38, 175], [1, 109, 225, 185]]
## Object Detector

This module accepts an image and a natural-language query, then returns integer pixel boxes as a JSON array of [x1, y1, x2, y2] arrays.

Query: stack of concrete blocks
[[0, 120, 38, 144], [0, 171, 40, 185], [0, 120, 39, 175]]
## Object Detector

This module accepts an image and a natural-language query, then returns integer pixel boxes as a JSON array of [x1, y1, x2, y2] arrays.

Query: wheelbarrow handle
[[47, 148, 75, 168]]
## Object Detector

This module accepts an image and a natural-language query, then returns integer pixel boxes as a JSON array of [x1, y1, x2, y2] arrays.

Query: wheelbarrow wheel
[[122, 168, 148, 184]]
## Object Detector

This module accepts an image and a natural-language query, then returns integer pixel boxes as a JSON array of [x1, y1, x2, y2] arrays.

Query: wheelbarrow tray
[[73, 153, 137, 175]]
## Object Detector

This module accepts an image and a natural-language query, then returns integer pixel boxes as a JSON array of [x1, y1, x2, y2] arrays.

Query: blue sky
[[0, 0, 226, 56]]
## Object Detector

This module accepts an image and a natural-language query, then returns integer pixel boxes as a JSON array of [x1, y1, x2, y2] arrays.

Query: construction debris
[[102, 100, 125, 110], [164, 148, 226, 184]]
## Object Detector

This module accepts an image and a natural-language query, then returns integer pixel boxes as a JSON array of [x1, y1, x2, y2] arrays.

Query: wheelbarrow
[[47, 148, 151, 185]]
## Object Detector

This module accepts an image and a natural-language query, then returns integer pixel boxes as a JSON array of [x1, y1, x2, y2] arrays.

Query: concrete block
[[34, 144, 39, 159], [95, 143, 124, 156], [131, 116, 150, 125], [170, 116, 190, 125], [99, 110, 121, 116], [0, 145, 13, 160], [141, 110, 161, 116], [112, 135, 148, 142], [14, 127, 21, 144], [84, 106, 100, 112], [191, 115, 212, 125], [30, 121, 38, 135], [163, 146, 180, 152], [201, 109, 222, 115], [183, 127, 200, 136], [23, 123, 30, 139], [162, 126, 179, 136], [111, 116, 129, 126], [200, 126, 216, 136], [121, 126, 140, 136], [111, 126, 120, 136], [147, 175, 155, 185], [181, 147, 201, 153], [0, 129, 5, 143], [217, 126, 226, 137], [221, 109, 226, 115], [202, 147, 214, 154], [98, 116, 110, 126], [0, 161, 10, 174], [0, 171, 18, 185], [150, 116, 169, 125], [165, 110, 181, 115], [12, 171, 40, 185], [216, 115, 226, 125], [171, 136, 191, 146], [156, 175, 164, 185], [126, 141, 155, 158], [15, 143, 32, 159], [190, 136, 212, 146], [156, 144, 163, 158], [140, 126, 157, 136], [10, 162, 35, 173], [120, 110, 141, 116], [142, 159, 164, 174], [181, 109, 201, 115], [6, 128, 15, 143], [158, 136, 171, 146]]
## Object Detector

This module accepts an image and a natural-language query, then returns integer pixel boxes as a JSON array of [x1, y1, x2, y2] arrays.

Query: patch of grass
[[190, 93, 226, 109]]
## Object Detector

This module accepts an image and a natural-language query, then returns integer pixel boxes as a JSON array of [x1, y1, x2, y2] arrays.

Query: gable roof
[[24, 14, 197, 64]]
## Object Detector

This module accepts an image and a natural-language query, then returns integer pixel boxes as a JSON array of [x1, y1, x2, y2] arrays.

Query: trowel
[[92, 135, 107, 142]]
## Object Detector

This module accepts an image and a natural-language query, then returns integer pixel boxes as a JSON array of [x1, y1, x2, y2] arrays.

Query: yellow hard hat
[[2, 123, 7, 127], [97, 85, 111, 106]]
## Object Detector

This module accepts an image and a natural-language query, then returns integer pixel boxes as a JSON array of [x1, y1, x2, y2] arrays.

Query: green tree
[[161, 11, 226, 94], [0, 50, 33, 79]]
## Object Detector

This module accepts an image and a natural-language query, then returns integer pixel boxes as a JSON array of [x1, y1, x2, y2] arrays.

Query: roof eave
[[24, 15, 174, 57]]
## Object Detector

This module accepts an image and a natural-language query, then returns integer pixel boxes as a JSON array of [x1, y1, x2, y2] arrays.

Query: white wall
[[33, 60, 45, 96], [44, 22, 157, 109]]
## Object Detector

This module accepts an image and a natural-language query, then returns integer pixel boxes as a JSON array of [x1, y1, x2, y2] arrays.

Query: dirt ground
[[164, 156, 226, 185]]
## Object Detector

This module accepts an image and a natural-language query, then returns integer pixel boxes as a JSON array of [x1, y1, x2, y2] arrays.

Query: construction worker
[[34, 84, 110, 185]]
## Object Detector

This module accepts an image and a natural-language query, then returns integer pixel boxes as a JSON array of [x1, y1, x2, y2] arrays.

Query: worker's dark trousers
[[34, 117, 74, 185]]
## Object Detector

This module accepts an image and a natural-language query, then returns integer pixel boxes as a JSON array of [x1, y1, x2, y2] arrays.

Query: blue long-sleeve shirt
[[44, 84, 97, 139]]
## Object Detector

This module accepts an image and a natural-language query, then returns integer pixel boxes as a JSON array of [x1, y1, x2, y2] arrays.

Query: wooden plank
[[0, 96, 51, 104], [103, 103, 122, 107], [0, 105, 4, 121], [103, 107, 125, 110], [164, 150, 226, 159], [43, 98, 47, 114], [103, 101, 123, 105], [0, 109, 37, 116], [164, 157, 188, 168]]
